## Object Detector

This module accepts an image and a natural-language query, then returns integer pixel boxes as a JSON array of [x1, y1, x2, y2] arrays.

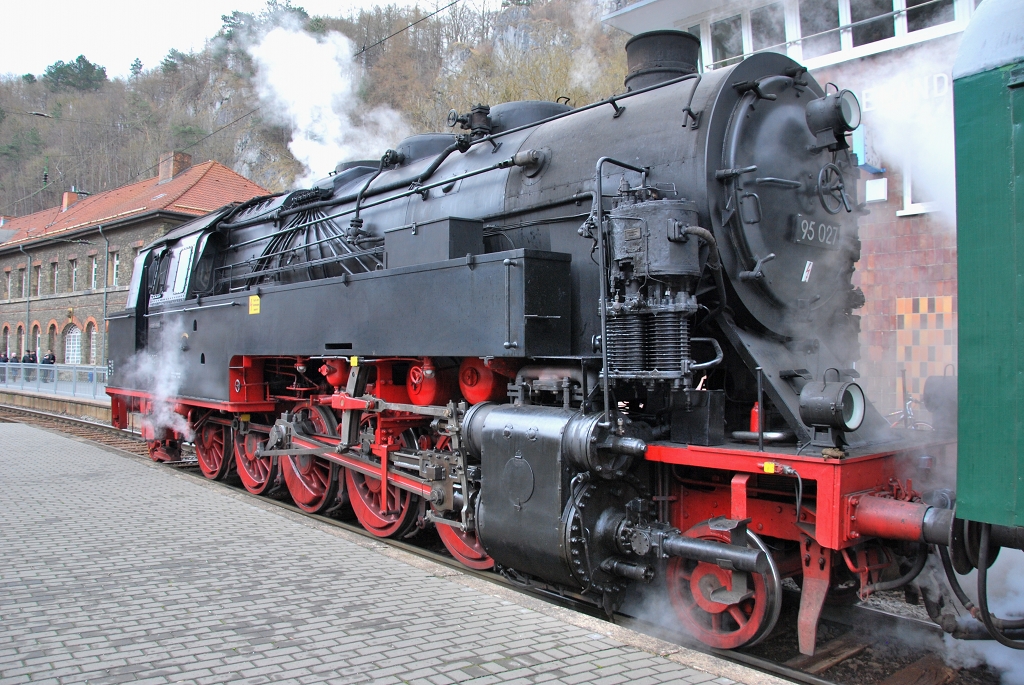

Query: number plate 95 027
[[791, 214, 841, 250]]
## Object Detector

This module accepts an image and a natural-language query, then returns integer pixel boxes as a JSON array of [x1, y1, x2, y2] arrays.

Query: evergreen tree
[[42, 55, 108, 92]]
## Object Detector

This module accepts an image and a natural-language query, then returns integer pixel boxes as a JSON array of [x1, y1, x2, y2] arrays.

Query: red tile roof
[[0, 161, 268, 248]]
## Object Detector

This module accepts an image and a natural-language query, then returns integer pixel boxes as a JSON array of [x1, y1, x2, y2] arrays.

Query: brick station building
[[603, 0, 975, 414], [0, 153, 267, 367]]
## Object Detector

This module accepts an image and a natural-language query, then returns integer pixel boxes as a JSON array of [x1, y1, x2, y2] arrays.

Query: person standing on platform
[[22, 351, 34, 381], [41, 349, 55, 382], [0, 351, 6, 383]]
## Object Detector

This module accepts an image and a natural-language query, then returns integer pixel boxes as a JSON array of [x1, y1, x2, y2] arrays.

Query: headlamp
[[805, 89, 861, 152]]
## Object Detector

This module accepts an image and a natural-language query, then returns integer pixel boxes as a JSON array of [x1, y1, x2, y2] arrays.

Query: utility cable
[[353, 0, 463, 57]]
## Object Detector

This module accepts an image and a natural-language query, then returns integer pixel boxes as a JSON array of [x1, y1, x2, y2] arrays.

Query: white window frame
[[35, 266, 41, 297], [71, 260, 77, 292], [90, 257, 98, 290], [111, 252, 120, 287], [52, 263, 58, 294], [5, 272, 10, 300], [896, 163, 939, 216], [687, 0, 974, 72], [65, 326, 81, 365]]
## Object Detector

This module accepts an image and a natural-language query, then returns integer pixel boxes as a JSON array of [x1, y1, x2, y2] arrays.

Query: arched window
[[32, 324, 40, 356], [2, 327, 8, 357], [16, 325, 23, 358], [65, 326, 81, 365], [47, 324, 56, 357]]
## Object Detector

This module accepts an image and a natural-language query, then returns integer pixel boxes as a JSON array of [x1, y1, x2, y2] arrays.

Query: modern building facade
[[603, 0, 977, 413], [0, 153, 267, 368]]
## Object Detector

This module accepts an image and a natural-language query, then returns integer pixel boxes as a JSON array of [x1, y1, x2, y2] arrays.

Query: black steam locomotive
[[108, 31, 1020, 654]]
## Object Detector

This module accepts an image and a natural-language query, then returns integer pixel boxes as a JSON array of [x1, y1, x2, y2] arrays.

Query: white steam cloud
[[849, 39, 957, 226], [247, 27, 412, 187], [122, 318, 193, 442]]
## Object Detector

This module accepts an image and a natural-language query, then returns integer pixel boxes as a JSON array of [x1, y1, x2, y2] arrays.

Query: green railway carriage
[[954, 0, 1024, 530]]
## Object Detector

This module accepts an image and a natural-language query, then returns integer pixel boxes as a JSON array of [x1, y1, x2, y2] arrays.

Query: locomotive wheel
[[234, 428, 276, 495], [282, 405, 342, 514], [346, 469, 416, 537], [667, 522, 781, 650], [347, 417, 419, 538], [434, 510, 493, 570], [427, 434, 492, 568], [195, 424, 232, 480]]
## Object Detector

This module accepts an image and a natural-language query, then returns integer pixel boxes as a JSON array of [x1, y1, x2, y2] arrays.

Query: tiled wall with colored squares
[[895, 296, 956, 394]]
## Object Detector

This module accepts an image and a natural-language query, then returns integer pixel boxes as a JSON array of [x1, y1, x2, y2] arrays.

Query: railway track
[[0, 404, 1001, 685]]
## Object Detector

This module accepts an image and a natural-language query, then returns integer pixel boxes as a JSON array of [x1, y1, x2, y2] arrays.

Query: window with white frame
[[51, 263, 58, 294], [694, 0, 968, 71], [87, 323, 97, 364], [33, 266, 41, 297], [4, 271, 9, 300], [65, 325, 81, 365], [70, 260, 77, 291], [90, 257, 98, 290], [110, 252, 120, 287]]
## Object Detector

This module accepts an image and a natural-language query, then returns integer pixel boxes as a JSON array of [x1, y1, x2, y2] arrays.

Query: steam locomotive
[[106, 28, 1024, 655]]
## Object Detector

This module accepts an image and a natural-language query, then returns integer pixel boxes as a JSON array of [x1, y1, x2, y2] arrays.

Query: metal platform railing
[[0, 363, 108, 400]]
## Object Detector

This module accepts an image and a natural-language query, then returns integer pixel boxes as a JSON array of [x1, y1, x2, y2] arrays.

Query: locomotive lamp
[[799, 372, 865, 447], [805, 88, 861, 151]]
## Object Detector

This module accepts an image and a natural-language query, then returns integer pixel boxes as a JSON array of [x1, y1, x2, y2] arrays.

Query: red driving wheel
[[429, 436, 493, 569], [667, 521, 776, 650], [234, 422, 275, 495], [435, 519, 493, 569], [282, 405, 342, 514], [196, 423, 232, 480], [346, 416, 418, 537]]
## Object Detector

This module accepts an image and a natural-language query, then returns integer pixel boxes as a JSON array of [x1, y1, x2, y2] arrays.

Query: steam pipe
[[602, 559, 654, 582], [351, 154, 389, 230], [979, 524, 1024, 649], [681, 226, 727, 321], [594, 156, 649, 426], [662, 534, 769, 574], [938, 542, 1024, 630], [861, 542, 928, 595]]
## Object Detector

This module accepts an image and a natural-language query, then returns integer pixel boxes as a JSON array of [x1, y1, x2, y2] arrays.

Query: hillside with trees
[[0, 0, 627, 218]]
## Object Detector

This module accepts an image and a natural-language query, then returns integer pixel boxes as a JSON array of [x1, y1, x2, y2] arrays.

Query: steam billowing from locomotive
[[105, 30, 1024, 659]]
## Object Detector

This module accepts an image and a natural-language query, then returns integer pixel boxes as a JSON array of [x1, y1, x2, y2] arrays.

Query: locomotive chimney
[[624, 30, 700, 91]]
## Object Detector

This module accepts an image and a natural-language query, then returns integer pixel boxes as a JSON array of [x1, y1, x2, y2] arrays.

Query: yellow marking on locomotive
[[248, 295, 261, 315]]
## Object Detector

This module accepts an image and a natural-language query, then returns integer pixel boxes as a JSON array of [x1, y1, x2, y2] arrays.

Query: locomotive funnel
[[624, 30, 700, 91]]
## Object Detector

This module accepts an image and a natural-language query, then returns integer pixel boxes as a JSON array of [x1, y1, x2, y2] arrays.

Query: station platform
[[0, 423, 788, 685]]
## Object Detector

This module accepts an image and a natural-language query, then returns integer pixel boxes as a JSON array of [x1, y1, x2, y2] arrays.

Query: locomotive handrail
[[593, 156, 649, 427], [144, 301, 240, 317]]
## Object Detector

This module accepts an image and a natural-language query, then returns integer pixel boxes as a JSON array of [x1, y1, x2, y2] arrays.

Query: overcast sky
[[0, 0, 402, 79]]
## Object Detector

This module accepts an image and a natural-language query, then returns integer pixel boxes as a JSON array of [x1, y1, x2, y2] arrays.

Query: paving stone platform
[[0, 423, 787, 685]]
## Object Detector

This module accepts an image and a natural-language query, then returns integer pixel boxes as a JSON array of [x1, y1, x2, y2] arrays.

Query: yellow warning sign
[[248, 295, 261, 315]]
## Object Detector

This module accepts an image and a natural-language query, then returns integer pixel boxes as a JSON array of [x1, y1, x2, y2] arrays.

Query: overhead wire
[[353, 0, 464, 57]]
